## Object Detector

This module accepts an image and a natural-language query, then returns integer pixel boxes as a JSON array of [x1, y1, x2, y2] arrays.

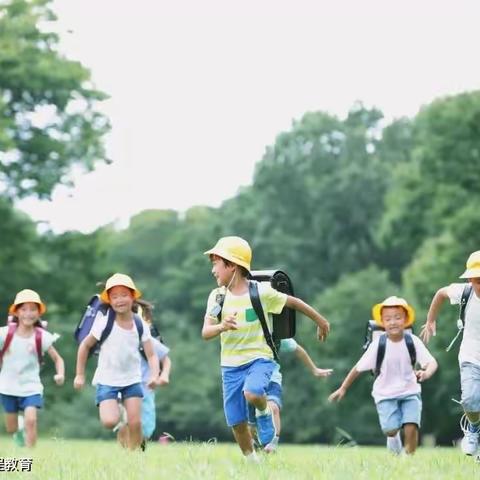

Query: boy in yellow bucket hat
[[73, 273, 160, 450], [422, 250, 480, 457], [202, 236, 330, 461], [0, 289, 64, 447], [329, 296, 437, 455]]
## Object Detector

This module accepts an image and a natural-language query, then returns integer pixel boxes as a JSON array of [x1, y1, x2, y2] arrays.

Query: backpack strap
[[34, 327, 43, 365], [98, 308, 115, 348], [446, 283, 473, 352], [0, 323, 17, 365], [133, 314, 144, 344], [248, 280, 279, 363], [374, 333, 387, 378], [404, 333, 417, 368]]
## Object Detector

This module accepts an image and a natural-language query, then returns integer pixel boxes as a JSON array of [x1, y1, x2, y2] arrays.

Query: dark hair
[[133, 298, 154, 324], [217, 257, 249, 278]]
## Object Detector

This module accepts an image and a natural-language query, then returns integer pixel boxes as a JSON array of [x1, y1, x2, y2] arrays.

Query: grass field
[[0, 438, 478, 479]]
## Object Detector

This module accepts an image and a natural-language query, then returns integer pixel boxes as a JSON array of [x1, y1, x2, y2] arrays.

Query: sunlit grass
[[0, 438, 478, 479]]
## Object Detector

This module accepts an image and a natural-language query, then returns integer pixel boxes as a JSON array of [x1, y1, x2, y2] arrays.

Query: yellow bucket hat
[[372, 296, 415, 328], [459, 251, 480, 279], [100, 273, 142, 304], [204, 236, 252, 272], [9, 289, 46, 315]]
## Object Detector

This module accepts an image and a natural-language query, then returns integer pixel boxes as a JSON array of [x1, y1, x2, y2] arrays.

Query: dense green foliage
[[1, 0, 480, 447]]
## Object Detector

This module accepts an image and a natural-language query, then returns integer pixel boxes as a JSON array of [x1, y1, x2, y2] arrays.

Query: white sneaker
[[113, 404, 128, 432], [460, 414, 479, 456], [386, 431, 403, 455]]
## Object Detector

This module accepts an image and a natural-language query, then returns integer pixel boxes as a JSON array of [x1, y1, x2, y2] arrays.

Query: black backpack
[[211, 269, 296, 362], [363, 320, 416, 377]]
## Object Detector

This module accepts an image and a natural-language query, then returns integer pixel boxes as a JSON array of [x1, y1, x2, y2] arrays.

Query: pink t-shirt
[[356, 334, 435, 403]]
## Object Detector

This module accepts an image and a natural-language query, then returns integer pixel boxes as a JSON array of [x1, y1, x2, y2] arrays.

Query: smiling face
[[210, 255, 235, 287], [381, 306, 408, 339], [15, 302, 40, 327], [108, 285, 135, 314]]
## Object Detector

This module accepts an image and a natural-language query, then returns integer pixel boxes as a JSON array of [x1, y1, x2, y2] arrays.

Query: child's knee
[[244, 390, 262, 404], [384, 429, 399, 437]]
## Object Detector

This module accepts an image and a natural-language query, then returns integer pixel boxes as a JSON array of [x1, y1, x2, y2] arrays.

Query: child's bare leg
[[117, 424, 130, 448], [99, 399, 120, 429], [244, 391, 267, 411], [23, 406, 37, 447], [124, 397, 142, 450], [403, 423, 418, 454], [269, 400, 281, 435], [5, 413, 18, 433], [232, 422, 254, 454]]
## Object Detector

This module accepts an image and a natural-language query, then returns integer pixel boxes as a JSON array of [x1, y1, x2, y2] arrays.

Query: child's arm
[[202, 312, 237, 340], [421, 287, 449, 343], [73, 334, 97, 390], [157, 356, 171, 386], [294, 343, 333, 377], [416, 358, 438, 383], [47, 346, 65, 386], [285, 296, 330, 341], [143, 339, 160, 389], [328, 366, 361, 402]]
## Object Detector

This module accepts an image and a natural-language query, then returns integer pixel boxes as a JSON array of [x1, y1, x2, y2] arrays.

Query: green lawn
[[0, 439, 477, 479]]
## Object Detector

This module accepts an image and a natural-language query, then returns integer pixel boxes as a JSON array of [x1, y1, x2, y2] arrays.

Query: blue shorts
[[0, 394, 43, 413], [460, 362, 480, 413], [141, 390, 156, 439], [221, 358, 275, 427], [95, 383, 143, 406], [376, 394, 422, 433]]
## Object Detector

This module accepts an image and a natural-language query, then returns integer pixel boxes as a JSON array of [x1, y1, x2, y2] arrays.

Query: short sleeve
[[90, 311, 108, 341], [259, 282, 288, 314], [140, 321, 152, 342], [41, 330, 59, 353], [355, 340, 378, 372], [205, 288, 222, 322], [153, 338, 170, 361], [279, 338, 298, 354], [413, 335, 436, 368], [446, 283, 468, 305]]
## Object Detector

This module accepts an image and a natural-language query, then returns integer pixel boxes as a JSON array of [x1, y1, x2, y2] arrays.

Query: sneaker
[[113, 403, 128, 433], [264, 436, 279, 454], [386, 432, 403, 455], [140, 439, 146, 452], [255, 407, 276, 446], [13, 430, 25, 447], [460, 414, 479, 456]]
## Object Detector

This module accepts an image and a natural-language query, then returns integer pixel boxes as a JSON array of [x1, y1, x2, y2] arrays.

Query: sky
[[16, 0, 480, 234]]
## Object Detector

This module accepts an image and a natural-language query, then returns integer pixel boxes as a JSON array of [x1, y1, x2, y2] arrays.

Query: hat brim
[[204, 248, 251, 272], [9, 302, 47, 316], [100, 287, 142, 304], [372, 303, 415, 328], [459, 268, 480, 279]]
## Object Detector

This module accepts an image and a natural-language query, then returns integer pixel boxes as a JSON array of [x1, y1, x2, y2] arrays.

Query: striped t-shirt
[[205, 282, 288, 367]]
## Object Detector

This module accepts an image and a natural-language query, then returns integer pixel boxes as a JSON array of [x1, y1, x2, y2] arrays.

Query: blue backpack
[[74, 294, 144, 356]]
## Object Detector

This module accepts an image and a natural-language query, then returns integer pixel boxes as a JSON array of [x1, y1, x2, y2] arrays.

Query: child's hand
[[416, 369, 430, 382], [156, 372, 170, 387], [221, 313, 238, 332], [313, 368, 333, 378], [328, 387, 346, 402], [317, 320, 330, 342], [73, 374, 85, 390], [147, 376, 158, 390], [420, 321, 436, 343], [54, 374, 65, 386]]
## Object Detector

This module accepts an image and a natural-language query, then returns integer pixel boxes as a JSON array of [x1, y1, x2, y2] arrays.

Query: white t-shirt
[[0, 326, 58, 396], [91, 313, 152, 387], [356, 334, 435, 403], [447, 283, 480, 366]]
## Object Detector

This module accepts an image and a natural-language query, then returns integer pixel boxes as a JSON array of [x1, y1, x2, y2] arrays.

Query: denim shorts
[[221, 358, 275, 427], [376, 393, 422, 433], [141, 390, 156, 439], [0, 394, 43, 413], [95, 383, 143, 406], [460, 362, 480, 412]]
